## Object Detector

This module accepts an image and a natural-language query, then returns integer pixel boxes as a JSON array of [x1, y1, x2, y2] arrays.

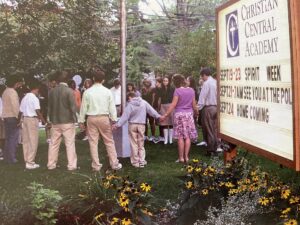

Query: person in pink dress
[[161, 74, 198, 163]]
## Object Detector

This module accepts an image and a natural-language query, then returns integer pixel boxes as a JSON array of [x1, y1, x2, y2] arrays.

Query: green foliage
[[160, 25, 216, 76], [0, 0, 119, 78], [27, 182, 62, 225], [63, 172, 156, 225]]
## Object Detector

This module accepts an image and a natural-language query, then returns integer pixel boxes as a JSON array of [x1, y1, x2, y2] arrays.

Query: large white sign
[[218, 0, 293, 160]]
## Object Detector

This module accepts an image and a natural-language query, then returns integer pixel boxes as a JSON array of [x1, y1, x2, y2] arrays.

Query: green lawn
[[1, 130, 300, 224]]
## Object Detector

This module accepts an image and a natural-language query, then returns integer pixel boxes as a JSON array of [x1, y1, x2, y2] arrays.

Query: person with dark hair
[[110, 78, 121, 117], [20, 79, 47, 169], [0, 84, 6, 160], [113, 92, 161, 168], [141, 79, 156, 141], [196, 76, 208, 147], [126, 82, 141, 97], [47, 70, 78, 170], [2, 75, 23, 163], [161, 74, 198, 163], [79, 68, 122, 171], [68, 79, 81, 112], [158, 76, 174, 145], [198, 67, 220, 156], [152, 77, 164, 143]]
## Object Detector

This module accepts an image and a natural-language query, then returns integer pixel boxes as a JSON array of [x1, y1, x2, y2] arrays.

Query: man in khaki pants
[[79, 68, 122, 172], [20, 79, 47, 169], [47, 70, 78, 170]]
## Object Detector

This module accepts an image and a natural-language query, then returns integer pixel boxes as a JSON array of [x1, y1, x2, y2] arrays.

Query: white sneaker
[[148, 136, 154, 142], [82, 136, 88, 141], [197, 141, 207, 146], [159, 137, 165, 142], [112, 163, 122, 170], [152, 137, 160, 144], [26, 163, 40, 170]]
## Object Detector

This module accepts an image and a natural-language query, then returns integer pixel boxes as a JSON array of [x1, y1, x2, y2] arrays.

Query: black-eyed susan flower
[[267, 186, 275, 193], [282, 208, 291, 215], [186, 181, 193, 189], [195, 167, 202, 173], [225, 182, 235, 188], [228, 189, 238, 195], [284, 219, 298, 225], [186, 166, 194, 173], [110, 217, 119, 225], [245, 178, 251, 184], [201, 189, 209, 195], [121, 218, 132, 225], [258, 197, 270, 206], [252, 176, 259, 182], [289, 196, 300, 204], [281, 189, 291, 199], [192, 159, 199, 163], [250, 171, 257, 176], [119, 197, 129, 207], [140, 183, 151, 192]]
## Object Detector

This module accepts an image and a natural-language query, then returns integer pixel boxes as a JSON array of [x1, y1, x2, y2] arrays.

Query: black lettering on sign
[[267, 65, 281, 81]]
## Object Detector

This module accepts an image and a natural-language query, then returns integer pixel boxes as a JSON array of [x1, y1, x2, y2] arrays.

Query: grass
[[1, 129, 300, 224]]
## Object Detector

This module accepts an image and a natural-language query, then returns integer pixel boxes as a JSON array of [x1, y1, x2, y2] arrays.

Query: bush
[[59, 172, 157, 225], [27, 182, 62, 225]]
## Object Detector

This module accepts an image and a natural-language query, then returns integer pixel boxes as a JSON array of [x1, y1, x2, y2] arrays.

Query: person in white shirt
[[20, 79, 46, 169], [110, 79, 121, 117]]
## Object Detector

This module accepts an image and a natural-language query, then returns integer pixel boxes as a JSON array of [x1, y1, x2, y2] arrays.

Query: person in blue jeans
[[2, 75, 23, 163]]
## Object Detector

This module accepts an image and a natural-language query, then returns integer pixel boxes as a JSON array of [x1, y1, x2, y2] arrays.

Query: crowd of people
[[0, 66, 221, 170]]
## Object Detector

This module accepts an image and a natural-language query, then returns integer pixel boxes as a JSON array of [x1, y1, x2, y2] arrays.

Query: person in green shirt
[[79, 68, 122, 172]]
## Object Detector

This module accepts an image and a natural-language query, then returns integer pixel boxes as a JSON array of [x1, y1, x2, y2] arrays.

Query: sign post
[[216, 0, 300, 170]]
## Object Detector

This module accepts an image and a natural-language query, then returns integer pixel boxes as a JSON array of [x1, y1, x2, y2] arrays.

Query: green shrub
[[27, 182, 62, 225]]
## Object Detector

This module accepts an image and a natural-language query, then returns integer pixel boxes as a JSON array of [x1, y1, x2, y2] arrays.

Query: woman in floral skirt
[[161, 74, 198, 163]]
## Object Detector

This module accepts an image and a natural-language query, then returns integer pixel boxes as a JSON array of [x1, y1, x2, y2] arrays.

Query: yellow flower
[[186, 181, 193, 189], [245, 179, 251, 184], [290, 196, 300, 204], [110, 217, 119, 225], [208, 166, 215, 173], [192, 159, 199, 163], [252, 176, 259, 182], [94, 213, 104, 220], [201, 189, 209, 195], [121, 218, 132, 225], [281, 189, 291, 199], [225, 182, 235, 188], [119, 197, 129, 207], [258, 197, 270, 206], [140, 183, 151, 192], [267, 186, 275, 193], [195, 167, 202, 173], [219, 170, 224, 175], [186, 166, 194, 173], [219, 182, 225, 187], [228, 189, 238, 195], [203, 172, 208, 176], [284, 219, 298, 225], [103, 181, 110, 189], [250, 171, 257, 176], [282, 207, 291, 215]]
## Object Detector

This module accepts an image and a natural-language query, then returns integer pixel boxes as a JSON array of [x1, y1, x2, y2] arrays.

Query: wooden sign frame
[[216, 0, 300, 170]]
